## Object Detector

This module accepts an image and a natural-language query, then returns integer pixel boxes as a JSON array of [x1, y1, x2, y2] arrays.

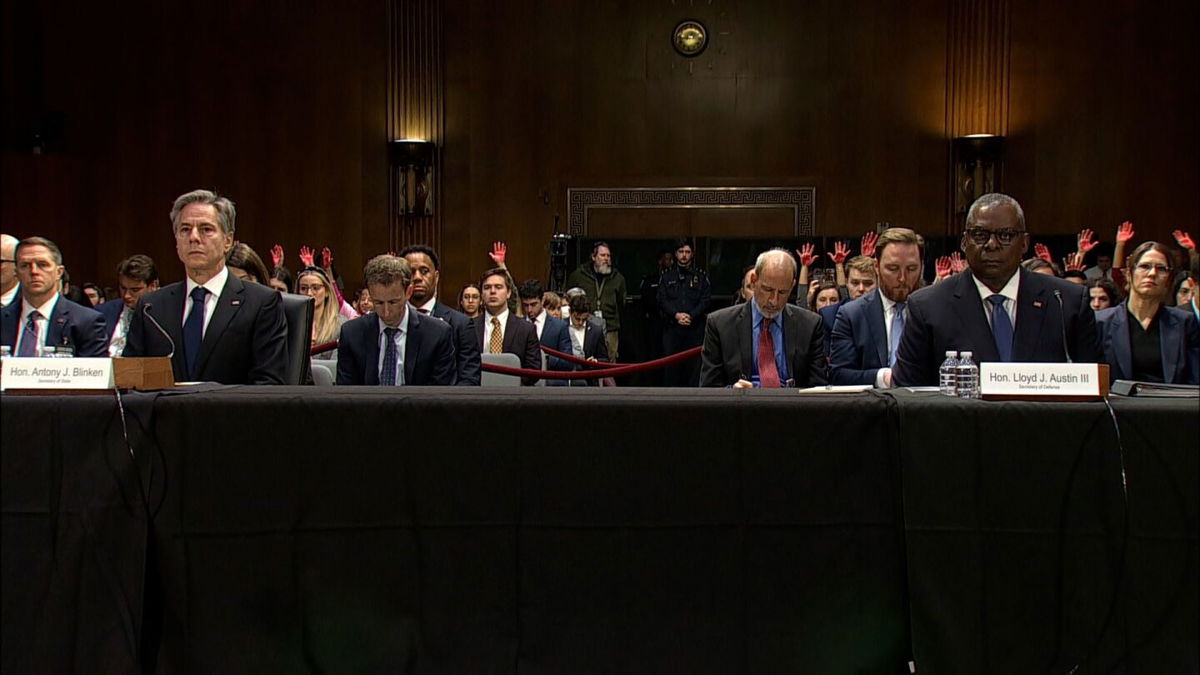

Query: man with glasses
[[0, 234, 18, 307], [893, 193, 1100, 387]]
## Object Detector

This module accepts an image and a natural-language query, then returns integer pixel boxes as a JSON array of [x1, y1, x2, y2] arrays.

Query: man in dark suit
[[337, 254, 456, 385], [517, 278, 574, 385], [400, 244, 482, 385], [893, 193, 1101, 387], [563, 292, 609, 386], [1, 236, 108, 357], [700, 248, 827, 388], [96, 254, 159, 356], [475, 267, 541, 385], [830, 228, 924, 386], [122, 189, 289, 384]]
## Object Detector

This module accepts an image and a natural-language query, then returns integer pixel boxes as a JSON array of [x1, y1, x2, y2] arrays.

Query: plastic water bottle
[[956, 350, 980, 399], [938, 350, 959, 396]]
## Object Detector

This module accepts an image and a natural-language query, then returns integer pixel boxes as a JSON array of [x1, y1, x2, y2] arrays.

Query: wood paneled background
[[2, 0, 1196, 297]]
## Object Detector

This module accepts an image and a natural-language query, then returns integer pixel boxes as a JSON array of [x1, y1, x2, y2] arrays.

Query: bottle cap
[[960, 350, 973, 358]]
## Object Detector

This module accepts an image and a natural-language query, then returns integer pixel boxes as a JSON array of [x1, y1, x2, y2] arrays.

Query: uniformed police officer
[[656, 237, 711, 386]]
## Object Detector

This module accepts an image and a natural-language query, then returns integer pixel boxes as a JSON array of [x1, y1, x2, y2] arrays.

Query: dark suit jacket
[[829, 289, 890, 385], [122, 274, 289, 384], [429, 301, 482, 386], [539, 314, 574, 385], [336, 308, 456, 385], [474, 312, 541, 385], [893, 268, 1101, 387], [1095, 302, 1200, 385], [97, 298, 126, 342], [564, 318, 609, 386], [1, 294, 108, 357], [699, 302, 827, 388], [818, 302, 843, 358]]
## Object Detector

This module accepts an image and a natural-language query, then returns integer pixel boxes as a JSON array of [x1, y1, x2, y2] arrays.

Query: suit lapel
[[864, 290, 888, 366], [1108, 304, 1133, 379], [195, 275, 245, 377], [404, 310, 421, 384], [363, 315, 382, 385], [0, 304, 16, 346], [47, 297, 69, 347], [1158, 308, 1181, 382], [159, 285, 188, 376], [502, 314, 521, 353], [738, 304, 755, 377], [1012, 269, 1050, 361], [952, 273, 1000, 362]]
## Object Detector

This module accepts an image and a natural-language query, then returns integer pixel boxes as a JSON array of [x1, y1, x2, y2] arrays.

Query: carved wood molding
[[566, 187, 817, 237]]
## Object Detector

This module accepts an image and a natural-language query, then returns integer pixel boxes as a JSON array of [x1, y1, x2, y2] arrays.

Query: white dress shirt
[[485, 308, 509, 348], [14, 293, 60, 352], [875, 293, 906, 388], [1, 284, 18, 308], [416, 296, 437, 315], [108, 305, 134, 357], [530, 310, 546, 339], [376, 312, 408, 385], [973, 271, 1019, 330], [569, 323, 586, 357], [184, 266, 229, 337]]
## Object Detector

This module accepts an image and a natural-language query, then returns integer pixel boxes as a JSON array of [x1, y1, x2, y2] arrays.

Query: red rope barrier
[[540, 345, 609, 369], [482, 346, 701, 380]]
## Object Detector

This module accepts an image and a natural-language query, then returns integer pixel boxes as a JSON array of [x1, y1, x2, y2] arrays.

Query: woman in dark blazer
[[1095, 241, 1200, 384]]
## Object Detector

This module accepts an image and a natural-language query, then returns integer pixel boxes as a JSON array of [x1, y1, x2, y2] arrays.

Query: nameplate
[[1, 357, 115, 390], [980, 362, 1109, 401]]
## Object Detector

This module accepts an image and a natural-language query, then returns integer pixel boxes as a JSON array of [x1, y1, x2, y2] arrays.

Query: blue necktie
[[889, 302, 905, 367], [183, 287, 208, 378], [18, 311, 41, 357], [988, 294, 1014, 362], [380, 327, 399, 386]]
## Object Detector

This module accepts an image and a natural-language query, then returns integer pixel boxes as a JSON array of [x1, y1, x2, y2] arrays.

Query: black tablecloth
[[3, 387, 1196, 674]]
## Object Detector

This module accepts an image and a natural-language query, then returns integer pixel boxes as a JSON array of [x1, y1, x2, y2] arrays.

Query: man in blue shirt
[[700, 248, 827, 388]]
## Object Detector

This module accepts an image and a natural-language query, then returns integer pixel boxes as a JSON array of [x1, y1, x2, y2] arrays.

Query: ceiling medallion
[[672, 20, 708, 58]]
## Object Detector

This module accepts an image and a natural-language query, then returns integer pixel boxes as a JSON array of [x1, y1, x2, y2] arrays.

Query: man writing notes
[[123, 189, 289, 384], [700, 248, 826, 388], [893, 193, 1100, 387], [337, 254, 456, 386], [829, 228, 924, 387]]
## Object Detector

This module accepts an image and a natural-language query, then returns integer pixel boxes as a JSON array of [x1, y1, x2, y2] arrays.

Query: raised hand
[[827, 241, 850, 265], [806, 279, 821, 304], [1116, 221, 1136, 243], [935, 255, 952, 279], [1063, 252, 1085, 271], [1173, 229, 1196, 251], [795, 243, 817, 267], [860, 231, 879, 258], [270, 244, 284, 268], [488, 241, 507, 265], [1076, 228, 1097, 253], [298, 245, 316, 268], [1034, 243, 1053, 263], [321, 247, 333, 270], [950, 252, 967, 274]]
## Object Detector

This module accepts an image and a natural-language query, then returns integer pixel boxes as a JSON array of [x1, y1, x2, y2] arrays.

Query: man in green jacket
[[566, 241, 627, 361]]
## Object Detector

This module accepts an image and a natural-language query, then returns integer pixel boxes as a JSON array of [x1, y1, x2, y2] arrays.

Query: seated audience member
[[519, 278, 574, 382], [1087, 277, 1121, 312], [830, 228, 924, 387], [1, 233, 19, 307], [296, 267, 345, 360], [269, 266, 292, 294], [810, 281, 840, 312], [458, 282, 483, 319], [736, 265, 755, 304], [337, 255, 455, 385], [542, 291, 563, 319], [700, 248, 826, 388], [564, 292, 609, 386], [401, 244, 482, 386], [893, 193, 1100, 387], [1171, 272, 1192, 309], [1022, 257, 1059, 276], [226, 242, 271, 285], [82, 283, 103, 306], [1063, 269, 1088, 285], [1, 236, 108, 357], [60, 268, 91, 306], [299, 245, 357, 319], [353, 287, 373, 315], [476, 267, 541, 385], [123, 189, 288, 384], [844, 255, 877, 300], [1095, 242, 1199, 384], [97, 254, 159, 356]]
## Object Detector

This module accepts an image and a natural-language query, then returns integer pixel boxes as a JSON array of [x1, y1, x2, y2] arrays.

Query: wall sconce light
[[389, 139, 436, 221], [951, 134, 1004, 230]]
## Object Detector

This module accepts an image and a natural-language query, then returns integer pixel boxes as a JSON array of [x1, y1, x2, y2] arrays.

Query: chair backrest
[[480, 352, 522, 386], [310, 359, 336, 386], [280, 293, 314, 385]]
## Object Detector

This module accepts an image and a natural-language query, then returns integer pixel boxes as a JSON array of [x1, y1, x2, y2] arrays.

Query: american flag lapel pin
[[231, 300, 242, 306], [56, 317, 66, 324], [1033, 300, 1044, 308]]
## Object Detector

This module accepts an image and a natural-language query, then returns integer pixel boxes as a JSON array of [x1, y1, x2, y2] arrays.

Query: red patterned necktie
[[757, 319, 780, 388]]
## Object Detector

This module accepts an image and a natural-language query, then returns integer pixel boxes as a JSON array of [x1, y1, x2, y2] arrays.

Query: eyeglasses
[[964, 228, 1024, 246], [1134, 262, 1171, 275]]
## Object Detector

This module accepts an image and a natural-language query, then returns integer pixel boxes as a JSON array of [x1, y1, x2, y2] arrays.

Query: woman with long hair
[[458, 282, 483, 319], [226, 243, 271, 285], [296, 267, 346, 360]]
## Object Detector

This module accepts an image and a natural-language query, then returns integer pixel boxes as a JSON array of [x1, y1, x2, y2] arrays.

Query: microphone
[[142, 304, 176, 359], [1053, 290, 1072, 363]]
